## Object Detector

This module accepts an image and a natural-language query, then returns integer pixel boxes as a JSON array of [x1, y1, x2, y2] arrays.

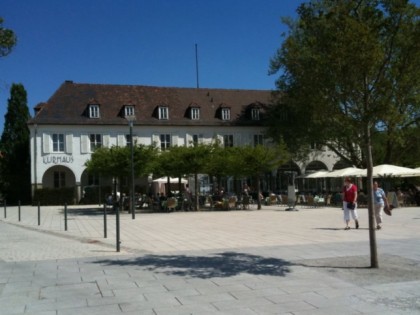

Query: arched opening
[[333, 160, 352, 170], [37, 165, 77, 204], [304, 161, 328, 194], [42, 165, 76, 189], [305, 160, 328, 173], [276, 161, 302, 193]]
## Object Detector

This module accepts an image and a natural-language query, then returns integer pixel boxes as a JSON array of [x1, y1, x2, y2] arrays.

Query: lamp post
[[126, 115, 136, 219]]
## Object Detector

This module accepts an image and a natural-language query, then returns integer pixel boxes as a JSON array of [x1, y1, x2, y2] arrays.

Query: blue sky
[[0, 0, 301, 132], [1, 1, 419, 134]]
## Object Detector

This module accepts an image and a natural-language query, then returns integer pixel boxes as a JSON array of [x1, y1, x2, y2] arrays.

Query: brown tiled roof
[[28, 81, 273, 127]]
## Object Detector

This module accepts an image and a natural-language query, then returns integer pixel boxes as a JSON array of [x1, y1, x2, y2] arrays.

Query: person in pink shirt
[[342, 177, 359, 230]]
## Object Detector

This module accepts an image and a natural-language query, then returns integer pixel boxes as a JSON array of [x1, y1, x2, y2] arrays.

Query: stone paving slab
[[0, 205, 419, 314]]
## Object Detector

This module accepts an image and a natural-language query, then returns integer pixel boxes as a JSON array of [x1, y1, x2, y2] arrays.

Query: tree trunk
[[194, 173, 199, 211], [256, 176, 262, 210], [365, 123, 379, 268]]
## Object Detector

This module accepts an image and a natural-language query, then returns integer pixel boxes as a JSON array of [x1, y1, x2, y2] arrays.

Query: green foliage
[[0, 17, 17, 57], [267, 0, 420, 167], [268, 0, 420, 268], [0, 84, 31, 204], [203, 144, 233, 180], [85, 144, 158, 178], [230, 143, 290, 209], [233, 143, 290, 178], [153, 144, 213, 210], [153, 146, 191, 179]]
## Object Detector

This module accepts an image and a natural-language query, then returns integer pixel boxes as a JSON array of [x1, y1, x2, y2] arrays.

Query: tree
[[153, 144, 213, 210], [153, 146, 190, 191], [203, 144, 234, 192], [268, 0, 420, 268], [0, 84, 31, 204], [0, 17, 17, 57], [231, 144, 290, 210], [180, 144, 212, 210], [85, 144, 158, 203]]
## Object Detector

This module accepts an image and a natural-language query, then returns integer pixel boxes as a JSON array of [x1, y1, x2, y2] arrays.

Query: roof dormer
[[86, 99, 100, 118], [120, 104, 135, 118], [216, 104, 231, 121], [186, 103, 200, 120], [153, 105, 169, 120], [246, 102, 264, 121]]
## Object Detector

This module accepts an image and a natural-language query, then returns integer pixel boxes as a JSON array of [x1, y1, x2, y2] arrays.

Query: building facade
[[27, 81, 342, 202]]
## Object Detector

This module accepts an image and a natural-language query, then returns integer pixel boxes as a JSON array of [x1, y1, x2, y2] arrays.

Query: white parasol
[[351, 164, 420, 177], [152, 177, 188, 183], [323, 167, 365, 178]]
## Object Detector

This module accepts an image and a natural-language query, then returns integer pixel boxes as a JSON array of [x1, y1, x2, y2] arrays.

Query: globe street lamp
[[126, 115, 136, 219]]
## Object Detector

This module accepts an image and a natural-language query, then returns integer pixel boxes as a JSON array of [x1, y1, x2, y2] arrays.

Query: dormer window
[[89, 104, 100, 118], [191, 107, 200, 120], [124, 105, 135, 117], [221, 108, 230, 121], [158, 106, 169, 120], [251, 108, 260, 120]]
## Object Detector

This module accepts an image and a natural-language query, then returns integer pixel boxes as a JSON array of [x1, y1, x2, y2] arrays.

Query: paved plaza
[[0, 203, 419, 314]]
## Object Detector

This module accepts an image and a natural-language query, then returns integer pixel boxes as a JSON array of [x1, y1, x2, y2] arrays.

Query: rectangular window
[[221, 108, 230, 121], [125, 105, 135, 117], [52, 134, 65, 152], [191, 108, 200, 120], [160, 134, 171, 150], [89, 134, 102, 151], [159, 107, 169, 120], [254, 134, 264, 147], [53, 171, 66, 188], [223, 135, 234, 148], [89, 105, 100, 118], [251, 108, 260, 120]]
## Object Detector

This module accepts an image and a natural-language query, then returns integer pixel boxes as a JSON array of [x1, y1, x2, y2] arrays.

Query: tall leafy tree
[[203, 144, 234, 192], [0, 84, 31, 204], [179, 144, 212, 210], [0, 17, 17, 57], [85, 145, 158, 203], [268, 0, 420, 268], [231, 144, 290, 210], [154, 144, 213, 210]]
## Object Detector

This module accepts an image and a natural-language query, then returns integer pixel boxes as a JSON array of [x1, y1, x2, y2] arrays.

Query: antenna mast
[[195, 43, 199, 89]]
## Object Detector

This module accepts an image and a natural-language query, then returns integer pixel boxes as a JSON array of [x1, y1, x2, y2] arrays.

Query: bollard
[[3, 200, 6, 219], [115, 204, 120, 252], [64, 203, 68, 231], [103, 204, 107, 238], [38, 202, 41, 226], [18, 200, 21, 222]]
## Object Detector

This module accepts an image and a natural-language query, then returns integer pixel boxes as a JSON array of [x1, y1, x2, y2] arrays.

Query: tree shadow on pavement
[[295, 254, 420, 285], [95, 252, 293, 279]]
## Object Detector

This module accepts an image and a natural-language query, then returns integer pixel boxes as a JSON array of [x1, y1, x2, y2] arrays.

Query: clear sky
[[1, 0, 419, 134], [0, 0, 302, 132]]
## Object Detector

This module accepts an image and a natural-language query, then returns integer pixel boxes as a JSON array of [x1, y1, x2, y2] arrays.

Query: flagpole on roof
[[195, 43, 199, 89]]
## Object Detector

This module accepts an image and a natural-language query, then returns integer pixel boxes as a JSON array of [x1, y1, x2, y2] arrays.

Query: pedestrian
[[342, 177, 359, 230], [373, 181, 390, 230], [183, 184, 192, 211]]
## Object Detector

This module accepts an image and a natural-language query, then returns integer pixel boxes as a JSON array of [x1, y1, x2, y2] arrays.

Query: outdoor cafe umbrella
[[152, 177, 188, 195], [304, 170, 329, 192], [305, 170, 330, 178], [152, 177, 188, 183], [323, 167, 365, 178], [350, 164, 420, 177]]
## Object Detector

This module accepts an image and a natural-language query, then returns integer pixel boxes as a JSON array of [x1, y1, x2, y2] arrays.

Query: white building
[[28, 81, 342, 203]]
